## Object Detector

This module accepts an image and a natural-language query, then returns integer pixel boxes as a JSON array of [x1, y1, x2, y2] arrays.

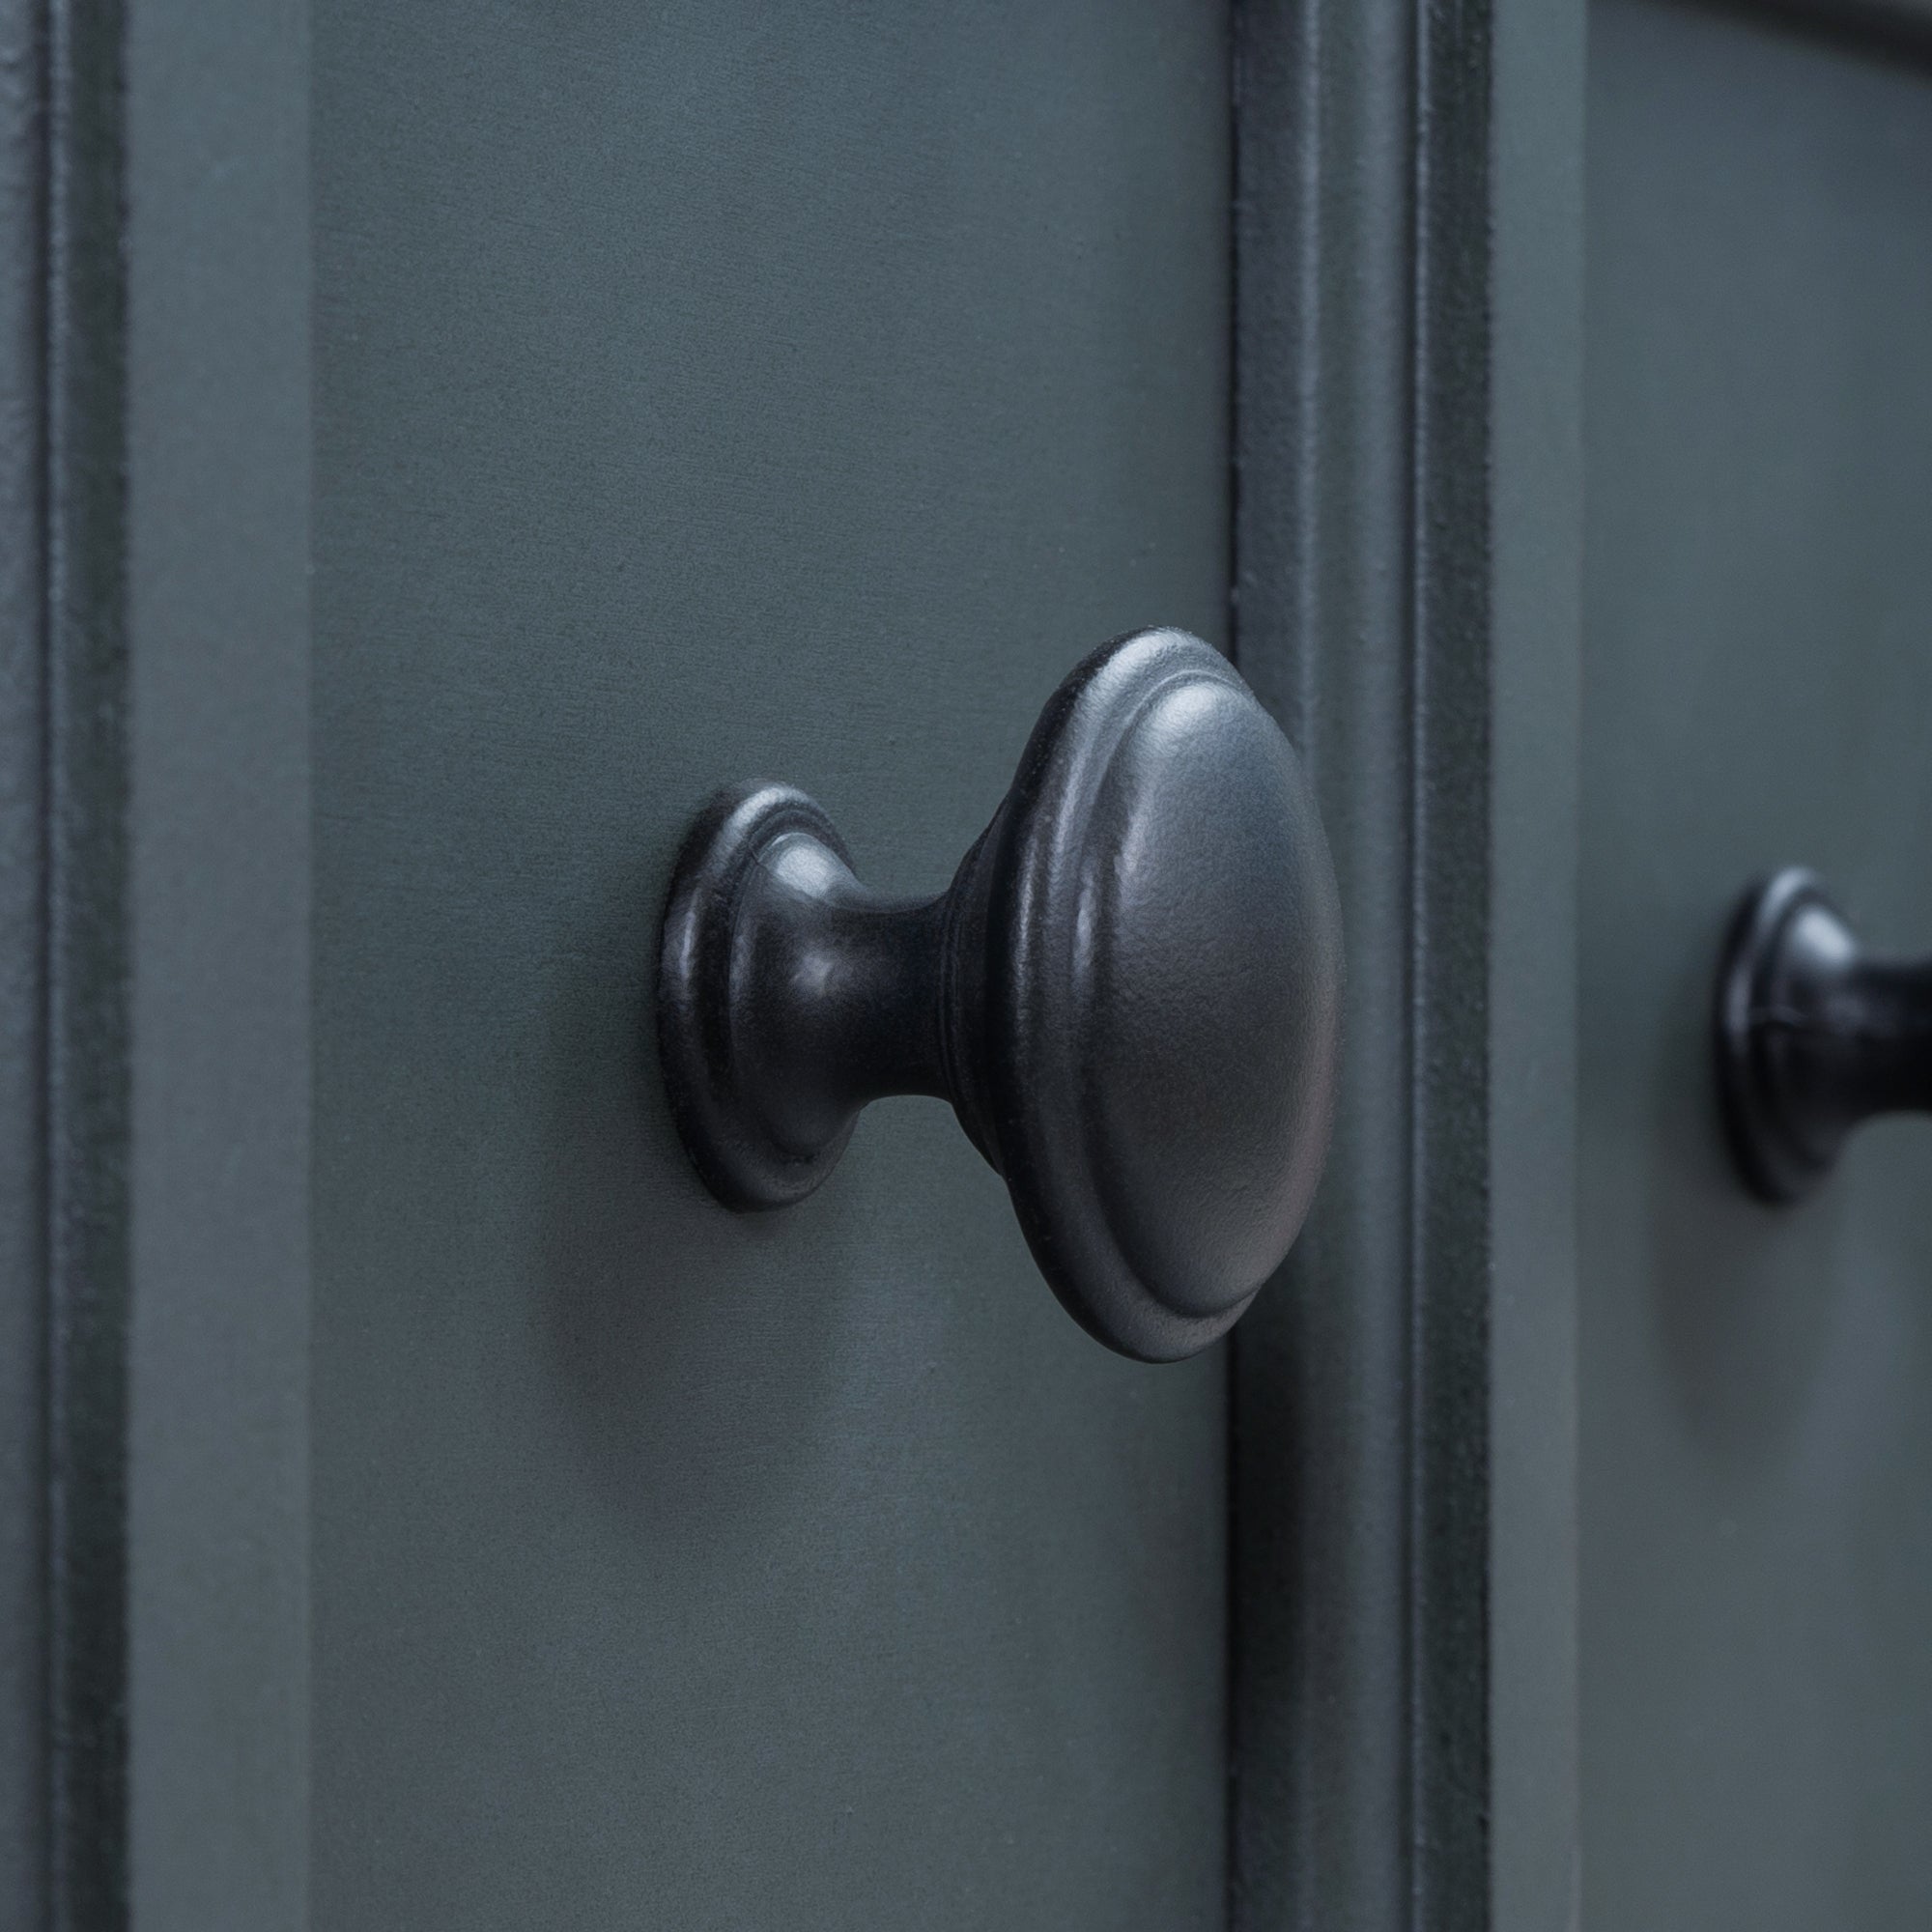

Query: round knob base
[[657, 785, 866, 1210]]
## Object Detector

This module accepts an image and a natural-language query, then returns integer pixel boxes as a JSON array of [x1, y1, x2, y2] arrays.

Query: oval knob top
[[657, 628, 1344, 1360]]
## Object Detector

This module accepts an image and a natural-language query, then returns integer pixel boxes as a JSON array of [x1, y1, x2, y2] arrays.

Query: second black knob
[[1717, 867, 1932, 1202]]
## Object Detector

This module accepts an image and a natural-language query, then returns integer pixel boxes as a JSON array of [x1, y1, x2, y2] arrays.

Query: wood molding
[[1230, 0, 1584, 1923]]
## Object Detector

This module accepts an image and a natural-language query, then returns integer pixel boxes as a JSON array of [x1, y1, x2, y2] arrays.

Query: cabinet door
[[11, 0, 1589, 1926], [1583, 3, 1932, 1922], [307, 7, 1233, 1928]]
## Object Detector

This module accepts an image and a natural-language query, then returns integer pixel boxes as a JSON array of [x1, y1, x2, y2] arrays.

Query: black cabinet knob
[[657, 628, 1344, 1361], [1717, 867, 1932, 1201]]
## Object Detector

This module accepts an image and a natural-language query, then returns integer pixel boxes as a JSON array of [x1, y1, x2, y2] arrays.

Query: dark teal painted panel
[[1584, 5, 1932, 1924], [123, 0, 313, 1921], [0, 0, 47, 1912], [312, 5, 1231, 1926]]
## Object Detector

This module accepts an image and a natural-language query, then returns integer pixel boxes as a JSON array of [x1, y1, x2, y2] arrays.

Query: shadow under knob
[[1717, 867, 1932, 1202], [657, 628, 1344, 1361]]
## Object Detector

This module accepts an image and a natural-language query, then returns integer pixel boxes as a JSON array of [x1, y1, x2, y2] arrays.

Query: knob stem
[[734, 836, 953, 1149]]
